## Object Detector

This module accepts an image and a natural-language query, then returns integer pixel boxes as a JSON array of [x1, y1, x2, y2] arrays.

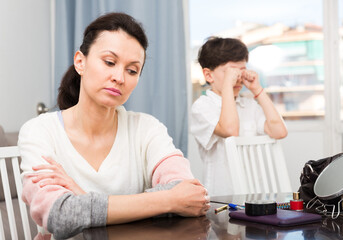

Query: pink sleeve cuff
[[22, 176, 71, 231], [151, 154, 194, 187]]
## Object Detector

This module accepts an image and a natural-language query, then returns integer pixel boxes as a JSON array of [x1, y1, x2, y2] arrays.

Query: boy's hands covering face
[[223, 67, 242, 91], [242, 70, 262, 95]]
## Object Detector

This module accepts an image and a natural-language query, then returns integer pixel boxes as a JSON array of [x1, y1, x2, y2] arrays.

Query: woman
[[19, 12, 210, 239]]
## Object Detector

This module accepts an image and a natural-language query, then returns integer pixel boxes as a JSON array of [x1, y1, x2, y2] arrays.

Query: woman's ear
[[202, 68, 213, 84], [74, 51, 85, 76]]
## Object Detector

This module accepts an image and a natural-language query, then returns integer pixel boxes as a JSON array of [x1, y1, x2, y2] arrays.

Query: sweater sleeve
[[151, 154, 194, 187], [21, 176, 71, 230], [18, 115, 57, 176], [47, 191, 108, 239], [22, 175, 108, 239], [18, 115, 71, 230]]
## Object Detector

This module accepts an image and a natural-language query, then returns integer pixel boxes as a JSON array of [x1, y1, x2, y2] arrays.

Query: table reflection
[[34, 193, 343, 240], [83, 216, 211, 240]]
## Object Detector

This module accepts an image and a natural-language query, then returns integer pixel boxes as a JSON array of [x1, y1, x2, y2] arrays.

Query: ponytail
[[57, 65, 80, 110]]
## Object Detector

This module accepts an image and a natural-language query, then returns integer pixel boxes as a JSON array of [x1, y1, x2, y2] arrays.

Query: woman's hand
[[30, 156, 86, 195], [168, 179, 210, 217]]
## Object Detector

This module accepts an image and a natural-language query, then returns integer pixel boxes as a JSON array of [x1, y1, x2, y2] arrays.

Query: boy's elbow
[[215, 123, 239, 138], [222, 127, 239, 138], [229, 128, 239, 137], [266, 121, 288, 139], [272, 128, 288, 139], [279, 129, 288, 139]]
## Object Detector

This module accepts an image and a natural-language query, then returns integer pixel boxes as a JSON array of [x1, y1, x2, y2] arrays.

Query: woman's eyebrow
[[102, 50, 142, 65], [102, 50, 118, 57]]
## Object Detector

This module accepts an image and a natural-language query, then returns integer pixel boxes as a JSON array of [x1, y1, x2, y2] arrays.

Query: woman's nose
[[111, 67, 124, 84]]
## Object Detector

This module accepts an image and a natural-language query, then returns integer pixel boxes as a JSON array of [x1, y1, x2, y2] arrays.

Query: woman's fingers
[[32, 164, 57, 171], [204, 203, 210, 212], [31, 172, 61, 183], [32, 156, 64, 172], [41, 156, 56, 164], [31, 172, 71, 189], [30, 157, 85, 195], [38, 178, 65, 188], [188, 178, 203, 186], [174, 180, 212, 216]]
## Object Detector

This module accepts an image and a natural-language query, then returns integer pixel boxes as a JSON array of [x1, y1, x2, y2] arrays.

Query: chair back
[[0, 146, 32, 240], [225, 135, 291, 194]]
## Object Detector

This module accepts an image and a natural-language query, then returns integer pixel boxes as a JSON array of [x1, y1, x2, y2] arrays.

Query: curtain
[[54, 0, 189, 155]]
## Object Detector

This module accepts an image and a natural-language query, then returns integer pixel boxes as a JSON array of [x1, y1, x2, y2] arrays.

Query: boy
[[191, 37, 287, 196]]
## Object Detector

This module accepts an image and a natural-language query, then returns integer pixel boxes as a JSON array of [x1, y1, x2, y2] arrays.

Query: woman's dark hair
[[58, 12, 148, 110], [198, 37, 248, 70]]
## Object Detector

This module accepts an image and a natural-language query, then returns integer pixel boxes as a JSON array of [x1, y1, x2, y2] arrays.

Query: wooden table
[[68, 192, 343, 239]]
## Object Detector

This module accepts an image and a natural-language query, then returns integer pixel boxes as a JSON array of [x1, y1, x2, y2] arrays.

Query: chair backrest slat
[[239, 146, 254, 193], [248, 145, 261, 193], [0, 210, 6, 240], [0, 158, 18, 240], [225, 138, 249, 194], [264, 143, 278, 193], [225, 136, 291, 194], [0, 146, 33, 240], [12, 157, 31, 239], [256, 144, 269, 193]]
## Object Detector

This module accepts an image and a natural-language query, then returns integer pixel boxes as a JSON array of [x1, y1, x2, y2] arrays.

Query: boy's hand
[[223, 67, 242, 92], [242, 70, 262, 95]]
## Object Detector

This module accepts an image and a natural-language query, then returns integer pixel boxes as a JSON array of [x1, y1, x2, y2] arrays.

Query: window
[[189, 0, 324, 120]]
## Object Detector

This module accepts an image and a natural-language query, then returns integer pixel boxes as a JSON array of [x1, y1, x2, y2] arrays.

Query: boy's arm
[[213, 67, 240, 138], [243, 70, 288, 139], [255, 90, 288, 139]]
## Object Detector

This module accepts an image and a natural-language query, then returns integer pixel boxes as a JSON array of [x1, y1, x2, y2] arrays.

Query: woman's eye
[[127, 69, 138, 75], [105, 61, 115, 66]]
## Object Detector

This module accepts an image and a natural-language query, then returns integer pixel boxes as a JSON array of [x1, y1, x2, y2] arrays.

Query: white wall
[[0, 0, 52, 132], [188, 125, 325, 193], [280, 130, 324, 191]]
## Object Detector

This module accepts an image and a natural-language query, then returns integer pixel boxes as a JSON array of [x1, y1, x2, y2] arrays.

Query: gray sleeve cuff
[[145, 180, 181, 192], [47, 192, 108, 239]]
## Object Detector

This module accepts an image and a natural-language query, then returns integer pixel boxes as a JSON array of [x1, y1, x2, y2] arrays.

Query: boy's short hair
[[198, 37, 249, 70]]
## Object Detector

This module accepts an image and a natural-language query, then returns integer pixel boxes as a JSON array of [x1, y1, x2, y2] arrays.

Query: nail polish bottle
[[290, 192, 304, 211]]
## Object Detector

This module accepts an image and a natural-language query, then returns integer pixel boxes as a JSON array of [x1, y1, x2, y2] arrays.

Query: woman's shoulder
[[117, 106, 163, 127], [19, 112, 59, 134]]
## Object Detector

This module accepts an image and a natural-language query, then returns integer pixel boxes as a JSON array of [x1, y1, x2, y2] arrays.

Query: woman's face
[[75, 29, 145, 108]]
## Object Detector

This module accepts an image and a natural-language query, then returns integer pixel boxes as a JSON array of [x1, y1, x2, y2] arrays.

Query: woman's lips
[[105, 88, 121, 96]]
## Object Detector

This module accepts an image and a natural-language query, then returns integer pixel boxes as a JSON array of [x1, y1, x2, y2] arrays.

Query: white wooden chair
[[225, 135, 291, 194], [0, 146, 33, 240]]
